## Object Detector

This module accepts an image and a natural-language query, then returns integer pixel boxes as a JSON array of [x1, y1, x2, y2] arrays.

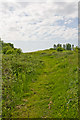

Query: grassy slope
[[2, 50, 78, 118]]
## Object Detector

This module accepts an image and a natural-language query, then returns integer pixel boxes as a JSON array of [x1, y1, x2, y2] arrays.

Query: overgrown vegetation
[[1, 40, 22, 54], [1, 41, 78, 118]]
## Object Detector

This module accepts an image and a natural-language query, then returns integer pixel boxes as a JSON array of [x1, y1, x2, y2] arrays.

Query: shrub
[[6, 49, 15, 54], [3, 46, 12, 54], [57, 47, 63, 51], [16, 48, 22, 54], [50, 48, 54, 50], [74, 46, 78, 52], [8, 43, 14, 48]]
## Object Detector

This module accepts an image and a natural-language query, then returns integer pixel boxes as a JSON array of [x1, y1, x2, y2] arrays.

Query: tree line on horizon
[[52, 43, 78, 51], [54, 43, 74, 50]]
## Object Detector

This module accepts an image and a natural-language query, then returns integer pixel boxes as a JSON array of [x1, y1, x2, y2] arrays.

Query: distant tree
[[57, 44, 60, 47], [59, 44, 62, 47], [63, 44, 66, 50], [53, 44, 56, 49], [72, 44, 74, 50], [66, 43, 71, 50], [57, 44, 62, 48]]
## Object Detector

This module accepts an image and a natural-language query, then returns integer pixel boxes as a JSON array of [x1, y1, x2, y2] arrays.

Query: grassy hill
[[2, 49, 78, 118]]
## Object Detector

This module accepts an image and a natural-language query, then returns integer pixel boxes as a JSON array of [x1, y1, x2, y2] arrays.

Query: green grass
[[2, 50, 78, 118]]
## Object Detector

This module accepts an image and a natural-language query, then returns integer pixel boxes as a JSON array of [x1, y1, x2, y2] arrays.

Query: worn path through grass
[[12, 51, 78, 118]]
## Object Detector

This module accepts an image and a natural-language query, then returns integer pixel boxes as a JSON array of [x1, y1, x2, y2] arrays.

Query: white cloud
[[0, 0, 79, 2], [64, 19, 73, 24], [0, 2, 78, 48]]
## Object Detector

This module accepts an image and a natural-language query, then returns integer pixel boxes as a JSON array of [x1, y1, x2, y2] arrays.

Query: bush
[[6, 49, 15, 54], [8, 43, 14, 48], [49, 48, 54, 50], [74, 46, 78, 52], [3, 46, 12, 54], [16, 48, 22, 54], [57, 47, 63, 51]]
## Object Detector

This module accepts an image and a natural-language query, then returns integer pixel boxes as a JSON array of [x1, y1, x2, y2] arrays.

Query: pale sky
[[0, 2, 78, 52]]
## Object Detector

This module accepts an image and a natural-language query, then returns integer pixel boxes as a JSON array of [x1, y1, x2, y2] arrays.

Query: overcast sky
[[0, 2, 78, 52]]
